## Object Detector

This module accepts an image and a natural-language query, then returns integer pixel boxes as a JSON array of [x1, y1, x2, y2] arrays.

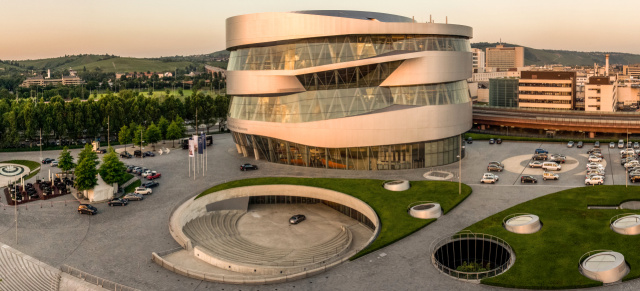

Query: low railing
[[430, 231, 515, 281], [609, 213, 640, 226], [502, 213, 532, 227], [578, 249, 613, 282], [60, 264, 140, 291]]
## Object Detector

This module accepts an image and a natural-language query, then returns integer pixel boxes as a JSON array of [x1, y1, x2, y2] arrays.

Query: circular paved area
[[0, 163, 31, 186], [0, 137, 638, 290]]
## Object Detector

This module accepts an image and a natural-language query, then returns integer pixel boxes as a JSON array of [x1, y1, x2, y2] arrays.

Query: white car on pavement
[[480, 173, 499, 184], [585, 176, 604, 185], [588, 155, 603, 162], [586, 162, 604, 170], [134, 187, 153, 195], [624, 160, 640, 168]]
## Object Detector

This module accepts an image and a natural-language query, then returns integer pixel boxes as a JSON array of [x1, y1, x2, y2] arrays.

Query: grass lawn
[[124, 180, 141, 194], [119, 173, 134, 185], [196, 177, 472, 260], [465, 185, 640, 289]]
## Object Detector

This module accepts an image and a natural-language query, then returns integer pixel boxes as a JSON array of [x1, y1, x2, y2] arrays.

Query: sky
[[1, 0, 640, 60]]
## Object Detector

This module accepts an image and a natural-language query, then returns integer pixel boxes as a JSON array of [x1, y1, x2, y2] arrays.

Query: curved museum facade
[[226, 10, 473, 170]]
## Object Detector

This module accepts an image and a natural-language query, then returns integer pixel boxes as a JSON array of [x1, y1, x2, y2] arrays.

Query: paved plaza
[[0, 135, 638, 290]]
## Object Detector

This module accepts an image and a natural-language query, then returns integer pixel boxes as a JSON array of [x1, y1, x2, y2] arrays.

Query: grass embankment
[[119, 173, 134, 185], [465, 185, 640, 289], [466, 132, 627, 144], [2, 160, 41, 181], [196, 177, 472, 260], [124, 180, 141, 194]]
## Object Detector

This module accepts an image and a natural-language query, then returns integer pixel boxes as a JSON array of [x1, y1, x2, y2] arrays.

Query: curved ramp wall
[[169, 185, 380, 253]]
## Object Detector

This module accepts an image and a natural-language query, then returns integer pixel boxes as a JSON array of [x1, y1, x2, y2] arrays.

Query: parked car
[[466, 137, 473, 144], [534, 148, 549, 154], [487, 164, 503, 172], [532, 153, 548, 161], [41, 158, 53, 164], [588, 155, 603, 162], [529, 161, 544, 168], [108, 198, 128, 206], [550, 157, 566, 164], [143, 151, 155, 157], [550, 154, 567, 159], [543, 172, 559, 180], [624, 160, 640, 168], [585, 176, 604, 185], [120, 151, 133, 159], [489, 138, 495, 144], [480, 173, 499, 184], [520, 175, 537, 183], [78, 204, 98, 215], [587, 148, 602, 155], [630, 174, 640, 183], [577, 141, 584, 148], [542, 162, 562, 171], [240, 164, 258, 171], [628, 141, 633, 148], [635, 142, 640, 149], [134, 187, 153, 195], [619, 139, 625, 149], [594, 141, 600, 148], [610, 142, 616, 148], [146, 172, 161, 180], [496, 138, 502, 144], [94, 149, 107, 154], [51, 160, 58, 167], [586, 162, 604, 170], [141, 181, 159, 188], [142, 170, 153, 177], [123, 193, 144, 201], [567, 141, 575, 148], [134, 150, 142, 157], [289, 214, 306, 224], [488, 161, 505, 168]]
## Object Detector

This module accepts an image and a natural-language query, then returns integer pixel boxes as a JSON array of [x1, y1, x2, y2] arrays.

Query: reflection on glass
[[229, 35, 471, 71], [229, 81, 470, 123], [232, 132, 463, 170]]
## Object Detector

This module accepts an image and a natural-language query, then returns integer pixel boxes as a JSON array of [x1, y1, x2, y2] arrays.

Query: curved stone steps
[[183, 211, 353, 267], [0, 245, 59, 291]]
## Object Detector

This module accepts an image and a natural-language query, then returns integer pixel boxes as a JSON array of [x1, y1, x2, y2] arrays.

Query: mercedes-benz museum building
[[226, 10, 473, 170]]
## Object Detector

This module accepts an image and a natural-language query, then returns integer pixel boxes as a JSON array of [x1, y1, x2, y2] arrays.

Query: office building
[[486, 44, 524, 70], [471, 48, 485, 73], [518, 71, 576, 110], [489, 78, 519, 107], [226, 11, 473, 170]]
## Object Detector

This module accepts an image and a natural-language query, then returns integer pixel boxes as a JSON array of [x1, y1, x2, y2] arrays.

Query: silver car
[[123, 193, 144, 201]]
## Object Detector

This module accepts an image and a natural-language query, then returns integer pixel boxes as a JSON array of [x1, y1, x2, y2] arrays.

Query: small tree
[[157, 116, 169, 143], [118, 125, 131, 154], [166, 121, 182, 148], [145, 122, 162, 150], [132, 125, 146, 151], [175, 116, 186, 136], [99, 147, 126, 185], [58, 146, 76, 174], [75, 144, 99, 196]]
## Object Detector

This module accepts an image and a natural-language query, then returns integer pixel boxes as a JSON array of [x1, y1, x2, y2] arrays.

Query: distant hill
[[12, 50, 231, 73], [472, 42, 640, 66]]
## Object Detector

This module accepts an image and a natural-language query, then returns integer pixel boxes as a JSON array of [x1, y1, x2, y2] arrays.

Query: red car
[[146, 173, 161, 180]]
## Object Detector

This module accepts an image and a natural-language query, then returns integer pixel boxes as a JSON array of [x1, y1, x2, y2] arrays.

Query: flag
[[188, 138, 195, 157], [198, 134, 204, 155], [201, 133, 206, 150]]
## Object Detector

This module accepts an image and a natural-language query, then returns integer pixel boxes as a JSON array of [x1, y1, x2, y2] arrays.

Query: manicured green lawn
[[465, 185, 640, 289], [196, 178, 472, 260], [124, 180, 141, 194], [119, 173, 134, 185]]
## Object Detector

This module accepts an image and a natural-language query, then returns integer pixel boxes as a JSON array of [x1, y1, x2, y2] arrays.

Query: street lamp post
[[458, 135, 462, 195]]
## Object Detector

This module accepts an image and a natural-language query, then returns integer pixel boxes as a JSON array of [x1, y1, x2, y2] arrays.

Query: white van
[[542, 162, 561, 171]]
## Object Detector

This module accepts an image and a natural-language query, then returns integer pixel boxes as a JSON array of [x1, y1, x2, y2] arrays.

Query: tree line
[[0, 89, 230, 149]]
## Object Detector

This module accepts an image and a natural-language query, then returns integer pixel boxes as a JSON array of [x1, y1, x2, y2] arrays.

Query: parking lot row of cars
[[78, 170, 161, 215], [584, 147, 606, 185], [481, 148, 565, 185], [126, 165, 162, 180], [120, 150, 156, 159]]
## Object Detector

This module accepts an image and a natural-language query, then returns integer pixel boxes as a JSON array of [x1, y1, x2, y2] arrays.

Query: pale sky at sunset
[[1, 0, 639, 60]]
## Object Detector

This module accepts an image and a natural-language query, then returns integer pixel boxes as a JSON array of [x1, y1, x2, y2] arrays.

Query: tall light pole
[[458, 135, 462, 195]]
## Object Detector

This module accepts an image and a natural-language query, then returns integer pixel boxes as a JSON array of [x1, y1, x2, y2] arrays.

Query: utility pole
[[107, 116, 110, 148]]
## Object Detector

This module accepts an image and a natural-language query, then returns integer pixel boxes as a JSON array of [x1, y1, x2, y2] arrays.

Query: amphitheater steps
[[0, 245, 59, 291], [182, 211, 353, 267]]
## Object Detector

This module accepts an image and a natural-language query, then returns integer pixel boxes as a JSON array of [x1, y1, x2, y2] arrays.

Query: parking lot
[[464, 139, 633, 188]]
